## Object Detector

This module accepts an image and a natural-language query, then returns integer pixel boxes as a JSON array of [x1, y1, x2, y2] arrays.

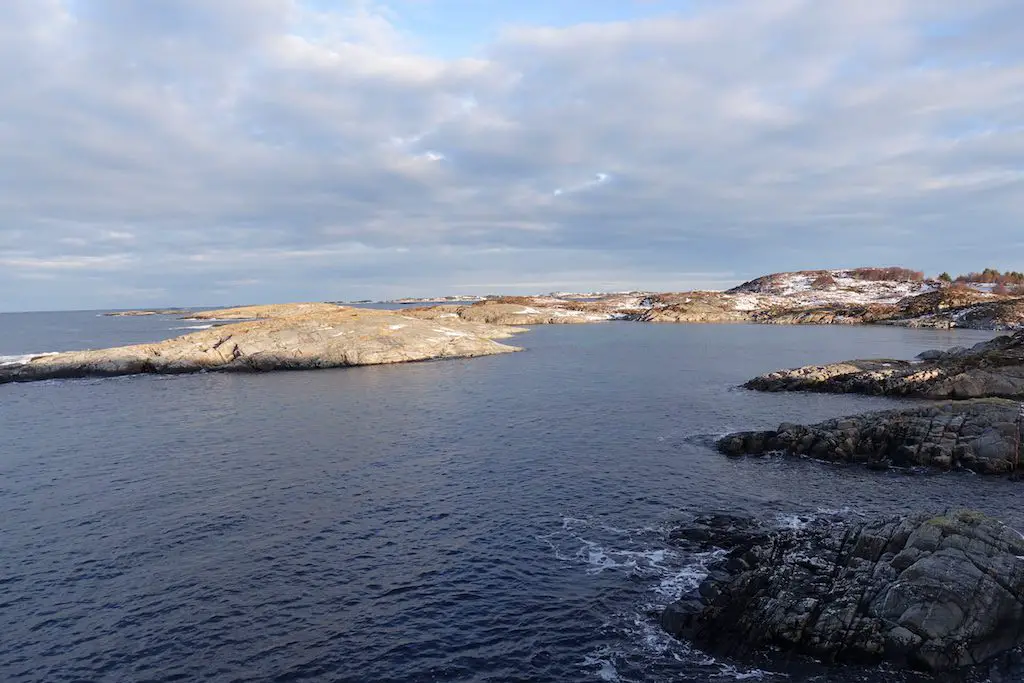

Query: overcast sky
[[2, 0, 1023, 311]]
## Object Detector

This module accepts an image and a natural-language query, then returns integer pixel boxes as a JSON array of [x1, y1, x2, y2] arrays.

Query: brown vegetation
[[954, 268, 1024, 286], [485, 296, 537, 306], [810, 273, 837, 288], [848, 267, 925, 282]]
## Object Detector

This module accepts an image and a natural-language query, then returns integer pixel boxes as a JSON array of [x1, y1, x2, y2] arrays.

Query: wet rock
[[716, 399, 1024, 475], [668, 513, 769, 550], [662, 510, 1024, 673]]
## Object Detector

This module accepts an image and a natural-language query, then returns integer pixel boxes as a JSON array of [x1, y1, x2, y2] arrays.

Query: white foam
[[815, 505, 865, 517], [0, 352, 59, 367], [716, 664, 771, 680], [653, 548, 727, 599], [579, 541, 673, 575], [552, 515, 787, 681], [775, 513, 809, 531], [581, 650, 621, 682], [171, 324, 214, 330]]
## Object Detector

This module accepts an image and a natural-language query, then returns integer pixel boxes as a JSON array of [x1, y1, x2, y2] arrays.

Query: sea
[[1, 310, 1020, 682]]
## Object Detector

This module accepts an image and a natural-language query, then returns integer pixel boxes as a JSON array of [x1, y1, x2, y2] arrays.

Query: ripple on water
[[0, 321, 1017, 681]]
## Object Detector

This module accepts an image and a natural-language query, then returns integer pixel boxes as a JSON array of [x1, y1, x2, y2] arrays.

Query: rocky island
[[0, 305, 523, 385], [662, 510, 1024, 673], [103, 308, 192, 317]]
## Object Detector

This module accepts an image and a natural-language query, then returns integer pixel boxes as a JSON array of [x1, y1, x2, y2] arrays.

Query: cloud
[[1, 0, 1023, 310]]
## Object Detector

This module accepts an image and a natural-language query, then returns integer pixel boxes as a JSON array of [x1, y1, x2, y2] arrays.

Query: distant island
[[385, 266, 1024, 330], [103, 308, 192, 317]]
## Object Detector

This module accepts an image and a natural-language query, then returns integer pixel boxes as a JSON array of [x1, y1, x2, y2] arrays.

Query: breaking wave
[[0, 352, 59, 367], [539, 515, 779, 681]]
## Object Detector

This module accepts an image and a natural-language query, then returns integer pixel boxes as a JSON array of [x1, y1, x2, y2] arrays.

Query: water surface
[[0, 316, 1013, 682]]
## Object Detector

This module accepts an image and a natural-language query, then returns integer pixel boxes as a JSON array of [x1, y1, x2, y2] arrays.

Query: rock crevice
[[716, 399, 1024, 474], [662, 511, 1024, 673]]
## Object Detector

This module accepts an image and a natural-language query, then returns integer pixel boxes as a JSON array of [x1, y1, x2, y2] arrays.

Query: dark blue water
[[0, 314, 1016, 682]]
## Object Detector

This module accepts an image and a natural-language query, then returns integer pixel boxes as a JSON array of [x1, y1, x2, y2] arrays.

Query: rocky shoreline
[[717, 399, 1023, 474], [745, 331, 1024, 399], [662, 510, 1024, 674], [663, 276, 1024, 672]]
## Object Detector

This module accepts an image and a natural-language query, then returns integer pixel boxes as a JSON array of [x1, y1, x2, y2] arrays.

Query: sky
[[2, 0, 1023, 311]]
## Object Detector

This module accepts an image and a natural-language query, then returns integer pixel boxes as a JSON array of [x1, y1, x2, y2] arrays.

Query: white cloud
[[1, 0, 1023, 310]]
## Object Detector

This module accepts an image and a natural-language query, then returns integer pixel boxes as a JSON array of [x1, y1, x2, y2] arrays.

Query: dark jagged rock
[[668, 513, 770, 550], [662, 510, 1024, 673], [716, 399, 1023, 474], [745, 331, 1024, 399]]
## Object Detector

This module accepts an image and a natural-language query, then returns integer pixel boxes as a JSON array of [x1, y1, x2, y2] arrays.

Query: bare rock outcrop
[[897, 287, 994, 318], [405, 298, 613, 325], [753, 304, 899, 326], [637, 292, 754, 323], [891, 294, 1024, 331], [186, 302, 347, 320], [0, 308, 523, 385], [662, 510, 1024, 673], [716, 399, 1024, 474], [385, 272, 1024, 331], [745, 331, 1024, 399]]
